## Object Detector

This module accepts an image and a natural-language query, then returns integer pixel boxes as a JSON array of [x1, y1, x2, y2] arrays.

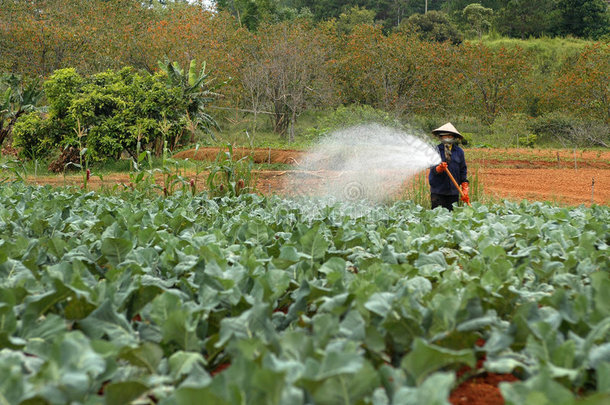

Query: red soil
[[171, 146, 610, 205], [12, 147, 610, 206], [479, 168, 609, 206], [449, 373, 520, 405]]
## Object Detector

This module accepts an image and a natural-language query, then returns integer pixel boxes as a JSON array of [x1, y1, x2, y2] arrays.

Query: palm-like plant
[[157, 59, 221, 144], [0, 74, 45, 147]]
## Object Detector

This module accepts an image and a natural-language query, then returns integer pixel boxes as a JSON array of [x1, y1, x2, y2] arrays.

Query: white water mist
[[286, 124, 441, 203]]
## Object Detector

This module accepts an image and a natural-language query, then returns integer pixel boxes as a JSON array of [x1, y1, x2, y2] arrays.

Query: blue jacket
[[428, 144, 468, 196]]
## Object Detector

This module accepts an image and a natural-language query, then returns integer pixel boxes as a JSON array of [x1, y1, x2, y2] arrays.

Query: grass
[[400, 168, 494, 208], [211, 108, 329, 150]]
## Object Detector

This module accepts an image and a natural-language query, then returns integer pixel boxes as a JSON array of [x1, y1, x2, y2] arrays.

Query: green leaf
[[414, 251, 447, 275], [393, 372, 455, 405], [591, 272, 610, 316], [500, 369, 574, 405], [299, 225, 329, 261], [310, 361, 380, 405], [168, 351, 208, 381], [104, 381, 149, 405], [312, 350, 364, 380], [119, 342, 163, 373], [0, 351, 27, 405], [36, 331, 107, 403], [401, 338, 475, 385], [364, 292, 395, 317], [101, 237, 133, 267], [169, 386, 232, 405], [150, 292, 202, 351], [597, 362, 610, 393], [589, 343, 610, 369], [78, 300, 136, 348]]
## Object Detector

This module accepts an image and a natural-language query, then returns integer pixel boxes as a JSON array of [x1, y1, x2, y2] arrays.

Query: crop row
[[0, 183, 608, 404]]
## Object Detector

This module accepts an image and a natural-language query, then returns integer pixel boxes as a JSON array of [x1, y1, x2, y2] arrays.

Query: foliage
[[206, 143, 255, 197], [494, 0, 560, 39], [1, 1, 608, 147], [529, 111, 610, 147], [555, 0, 610, 39], [401, 11, 463, 44], [305, 104, 401, 139], [336, 6, 376, 35], [0, 74, 44, 148], [157, 58, 221, 145], [546, 43, 610, 124], [333, 26, 458, 116], [487, 113, 533, 147], [237, 20, 335, 140], [13, 66, 219, 161], [454, 43, 532, 124], [462, 3, 493, 40], [0, 183, 609, 403], [11, 113, 55, 159]]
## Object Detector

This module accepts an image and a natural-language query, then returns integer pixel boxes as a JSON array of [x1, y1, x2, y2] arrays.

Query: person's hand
[[435, 162, 448, 173], [461, 182, 470, 203]]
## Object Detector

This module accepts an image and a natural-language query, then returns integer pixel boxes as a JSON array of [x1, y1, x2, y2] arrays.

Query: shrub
[[12, 112, 54, 159], [14, 64, 218, 162], [529, 112, 609, 147]]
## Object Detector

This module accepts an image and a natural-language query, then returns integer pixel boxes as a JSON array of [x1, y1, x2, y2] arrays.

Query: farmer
[[428, 122, 470, 210]]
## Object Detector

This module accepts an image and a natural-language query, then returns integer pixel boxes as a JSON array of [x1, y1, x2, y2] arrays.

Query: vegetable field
[[0, 183, 609, 404]]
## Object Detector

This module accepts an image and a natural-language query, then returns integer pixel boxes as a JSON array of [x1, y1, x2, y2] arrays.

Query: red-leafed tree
[[548, 43, 609, 124], [453, 43, 532, 124]]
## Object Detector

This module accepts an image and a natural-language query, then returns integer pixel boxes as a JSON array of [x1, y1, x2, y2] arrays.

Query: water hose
[[443, 166, 472, 207]]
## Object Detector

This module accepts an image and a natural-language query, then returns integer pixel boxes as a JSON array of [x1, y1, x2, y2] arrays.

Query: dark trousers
[[431, 193, 459, 211]]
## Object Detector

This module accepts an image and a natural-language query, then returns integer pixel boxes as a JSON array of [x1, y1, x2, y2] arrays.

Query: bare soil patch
[[449, 373, 519, 405], [479, 168, 609, 206]]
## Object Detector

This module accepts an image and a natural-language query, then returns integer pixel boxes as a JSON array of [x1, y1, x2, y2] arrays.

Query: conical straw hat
[[432, 122, 463, 139]]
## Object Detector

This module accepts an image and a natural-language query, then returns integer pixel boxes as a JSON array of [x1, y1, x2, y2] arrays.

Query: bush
[[529, 112, 609, 147], [12, 113, 54, 159], [14, 65, 217, 162]]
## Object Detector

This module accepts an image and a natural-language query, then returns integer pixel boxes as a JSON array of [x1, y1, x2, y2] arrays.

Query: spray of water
[[285, 123, 441, 203]]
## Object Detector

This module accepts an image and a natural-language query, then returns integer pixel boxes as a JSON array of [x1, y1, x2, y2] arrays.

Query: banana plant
[[0, 73, 44, 147], [157, 58, 221, 146]]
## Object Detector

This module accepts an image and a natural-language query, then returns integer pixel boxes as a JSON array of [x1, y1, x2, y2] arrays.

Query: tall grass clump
[[402, 169, 487, 208]]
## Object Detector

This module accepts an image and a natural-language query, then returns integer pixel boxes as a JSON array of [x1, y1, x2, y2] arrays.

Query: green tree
[[215, 0, 278, 30], [0, 74, 44, 148], [556, 0, 610, 39], [495, 0, 559, 39], [336, 6, 376, 34], [401, 11, 462, 44], [157, 59, 221, 145], [462, 3, 493, 40], [12, 66, 219, 161]]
